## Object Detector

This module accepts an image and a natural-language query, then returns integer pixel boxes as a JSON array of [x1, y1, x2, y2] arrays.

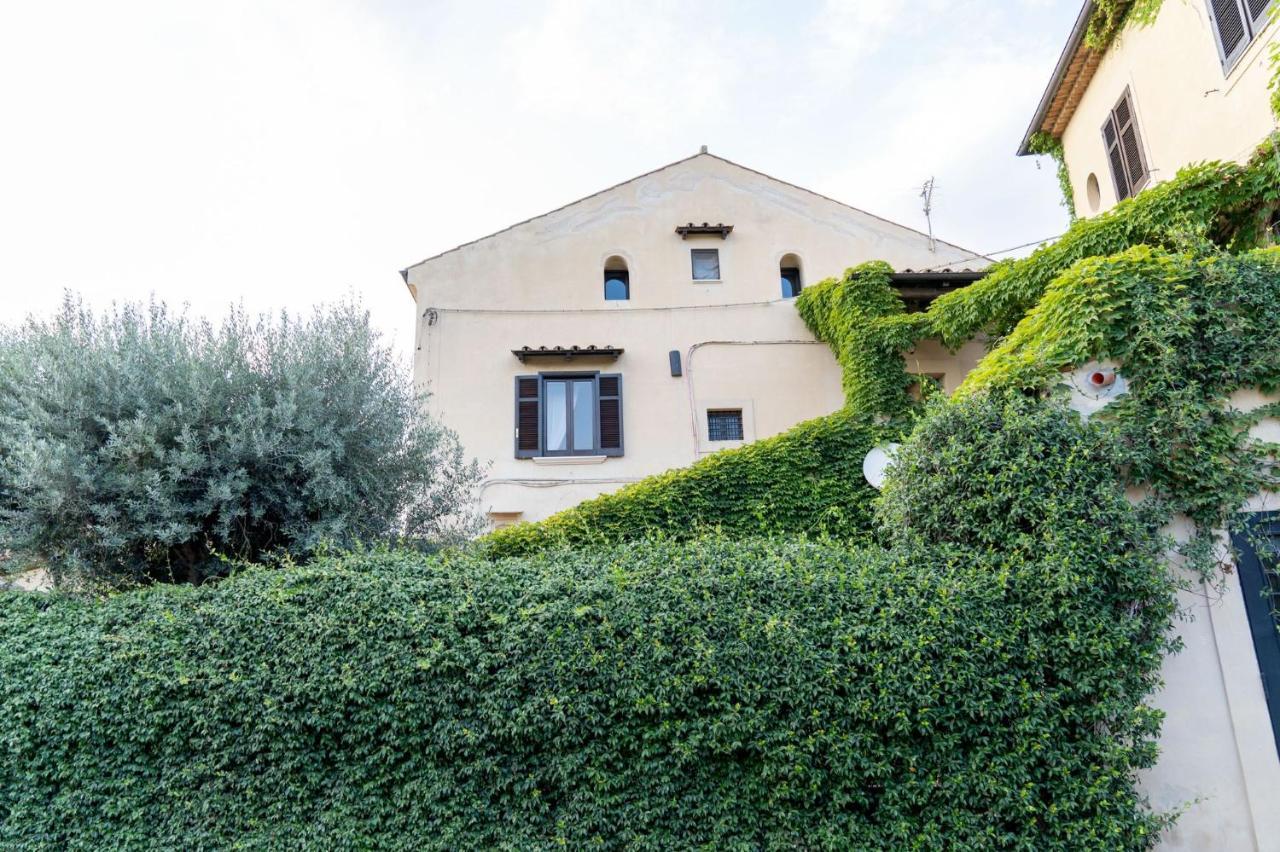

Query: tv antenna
[[920, 177, 936, 252]]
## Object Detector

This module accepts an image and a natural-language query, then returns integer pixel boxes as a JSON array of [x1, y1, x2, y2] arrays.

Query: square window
[[691, 249, 720, 280], [707, 409, 743, 441]]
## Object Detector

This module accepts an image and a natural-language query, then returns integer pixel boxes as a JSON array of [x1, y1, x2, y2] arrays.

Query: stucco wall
[[1069, 377, 1280, 851], [1061, 1, 1278, 216], [406, 153, 984, 523]]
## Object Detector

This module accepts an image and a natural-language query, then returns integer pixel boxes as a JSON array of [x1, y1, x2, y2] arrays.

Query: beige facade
[[1021, 0, 1279, 216], [402, 151, 984, 526]]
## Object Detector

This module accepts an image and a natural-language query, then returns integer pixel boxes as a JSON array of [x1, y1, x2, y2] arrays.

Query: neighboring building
[[401, 149, 987, 526], [1024, 6, 1280, 849], [1019, 0, 1278, 215]]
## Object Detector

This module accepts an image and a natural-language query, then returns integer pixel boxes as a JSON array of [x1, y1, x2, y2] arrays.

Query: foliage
[[958, 246, 1280, 572], [1027, 131, 1077, 220], [0, 458, 1177, 850], [793, 261, 922, 418], [0, 296, 482, 587], [481, 407, 888, 558], [795, 153, 1280, 422], [1084, 0, 1164, 51]]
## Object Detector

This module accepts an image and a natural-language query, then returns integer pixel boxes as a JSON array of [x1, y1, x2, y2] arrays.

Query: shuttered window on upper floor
[[1209, 0, 1275, 71], [514, 373, 623, 458], [1102, 87, 1149, 202]]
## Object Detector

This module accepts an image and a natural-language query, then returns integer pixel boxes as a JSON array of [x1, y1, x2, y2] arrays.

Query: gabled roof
[[399, 149, 985, 286], [1017, 1, 1100, 156]]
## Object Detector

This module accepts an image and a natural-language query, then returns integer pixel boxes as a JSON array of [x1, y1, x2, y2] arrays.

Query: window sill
[[530, 455, 608, 465], [692, 279, 723, 284]]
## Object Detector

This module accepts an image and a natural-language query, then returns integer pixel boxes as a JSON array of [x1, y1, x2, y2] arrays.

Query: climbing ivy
[[794, 261, 919, 419], [481, 407, 888, 558], [961, 246, 1280, 571], [1085, 0, 1164, 51], [1028, 131, 1077, 220], [796, 150, 1280, 426]]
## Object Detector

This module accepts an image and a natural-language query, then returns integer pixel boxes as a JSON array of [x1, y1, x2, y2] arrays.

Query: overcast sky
[[0, 0, 1078, 361]]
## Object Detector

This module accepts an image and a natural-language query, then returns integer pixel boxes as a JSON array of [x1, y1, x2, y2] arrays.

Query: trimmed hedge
[[0, 396, 1176, 849], [480, 407, 889, 558], [0, 541, 1172, 850]]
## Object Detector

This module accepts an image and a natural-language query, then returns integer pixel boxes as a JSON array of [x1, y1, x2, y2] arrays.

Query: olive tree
[[0, 295, 482, 586]]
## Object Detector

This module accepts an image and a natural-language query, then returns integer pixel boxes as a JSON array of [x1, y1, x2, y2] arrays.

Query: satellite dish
[[863, 443, 901, 490]]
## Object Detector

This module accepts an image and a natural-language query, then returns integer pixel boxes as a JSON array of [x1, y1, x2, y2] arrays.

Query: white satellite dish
[[862, 443, 901, 490]]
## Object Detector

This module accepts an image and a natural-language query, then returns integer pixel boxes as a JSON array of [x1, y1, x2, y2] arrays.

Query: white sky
[[0, 0, 1078, 363]]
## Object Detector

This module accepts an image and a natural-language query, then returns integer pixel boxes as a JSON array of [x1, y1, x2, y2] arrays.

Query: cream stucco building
[[1024, 4, 1280, 849], [402, 150, 986, 527], [1019, 0, 1279, 215]]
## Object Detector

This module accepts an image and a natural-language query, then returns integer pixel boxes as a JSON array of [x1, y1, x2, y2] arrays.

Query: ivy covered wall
[[487, 146, 1280, 563]]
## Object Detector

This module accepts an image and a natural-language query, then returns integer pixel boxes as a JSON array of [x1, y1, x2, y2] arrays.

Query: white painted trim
[[530, 455, 607, 466]]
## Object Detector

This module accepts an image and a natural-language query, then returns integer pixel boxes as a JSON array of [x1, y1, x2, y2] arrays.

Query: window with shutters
[[1230, 512, 1280, 758], [1101, 88, 1149, 202], [514, 372, 623, 458], [1208, 0, 1274, 72]]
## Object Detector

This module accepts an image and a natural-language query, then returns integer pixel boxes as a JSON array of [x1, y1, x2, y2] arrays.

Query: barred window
[[706, 409, 744, 442]]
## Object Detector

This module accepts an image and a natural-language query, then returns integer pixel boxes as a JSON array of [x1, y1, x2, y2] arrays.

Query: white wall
[[1068, 377, 1280, 851]]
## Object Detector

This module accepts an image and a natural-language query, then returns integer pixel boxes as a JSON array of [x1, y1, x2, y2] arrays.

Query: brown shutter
[[1211, 0, 1250, 67], [1102, 114, 1131, 200], [1114, 90, 1148, 194], [515, 375, 540, 458], [597, 373, 623, 456]]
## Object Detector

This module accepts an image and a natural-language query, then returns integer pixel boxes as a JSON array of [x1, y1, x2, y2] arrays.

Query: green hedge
[[0, 395, 1176, 849], [480, 407, 889, 558], [0, 540, 1172, 850]]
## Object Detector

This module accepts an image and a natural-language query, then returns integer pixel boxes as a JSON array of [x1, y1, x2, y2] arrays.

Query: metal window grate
[[707, 409, 744, 441]]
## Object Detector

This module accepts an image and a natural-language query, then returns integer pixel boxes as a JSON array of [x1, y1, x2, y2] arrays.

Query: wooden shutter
[[596, 374, 623, 456], [1114, 90, 1148, 194], [1102, 112, 1132, 201], [514, 375, 541, 458], [1210, 0, 1250, 68], [1102, 89, 1147, 201]]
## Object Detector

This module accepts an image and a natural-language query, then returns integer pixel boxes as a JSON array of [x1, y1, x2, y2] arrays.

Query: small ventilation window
[[707, 409, 744, 442], [604, 257, 630, 301], [780, 253, 802, 298], [691, 249, 720, 281]]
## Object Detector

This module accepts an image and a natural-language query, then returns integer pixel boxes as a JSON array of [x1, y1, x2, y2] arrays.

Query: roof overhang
[[1017, 1, 1100, 156], [399, 268, 417, 300], [891, 269, 988, 311]]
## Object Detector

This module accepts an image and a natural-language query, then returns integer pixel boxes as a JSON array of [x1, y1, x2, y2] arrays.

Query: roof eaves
[[1017, 1, 1096, 156]]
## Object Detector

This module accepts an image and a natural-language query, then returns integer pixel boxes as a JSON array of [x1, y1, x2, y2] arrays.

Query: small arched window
[[780, 254, 802, 298], [604, 256, 630, 301]]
